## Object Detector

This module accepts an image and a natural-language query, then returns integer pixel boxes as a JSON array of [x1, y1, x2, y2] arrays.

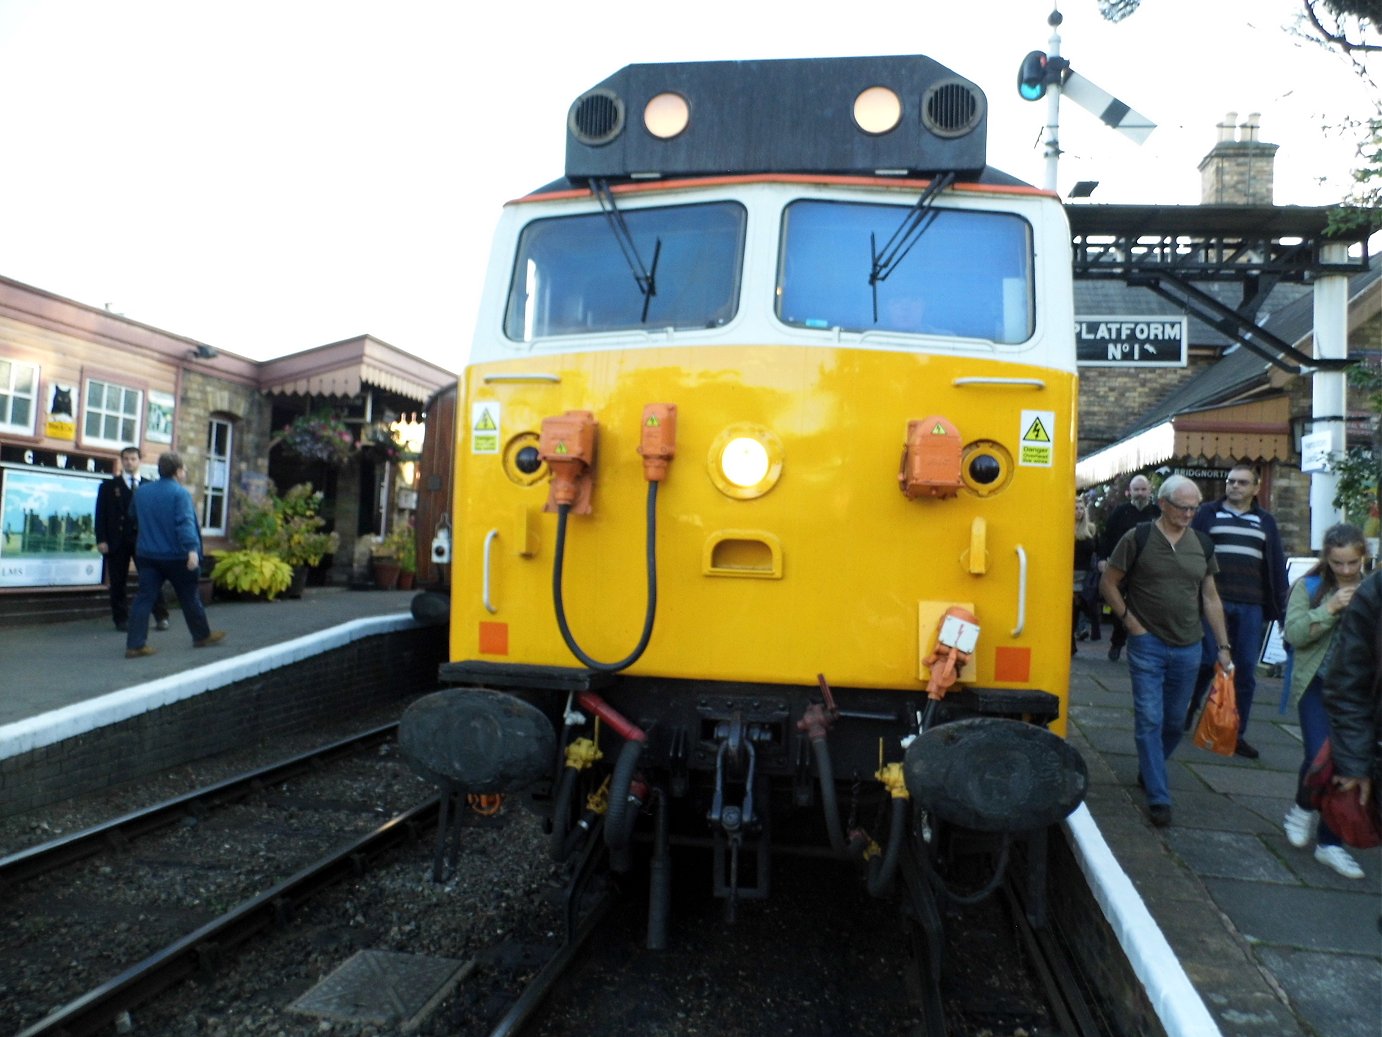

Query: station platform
[[0, 594, 1376, 1037]]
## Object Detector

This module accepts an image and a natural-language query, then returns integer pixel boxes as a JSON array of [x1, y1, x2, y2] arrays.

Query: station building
[[0, 276, 455, 624], [1072, 116, 1381, 554]]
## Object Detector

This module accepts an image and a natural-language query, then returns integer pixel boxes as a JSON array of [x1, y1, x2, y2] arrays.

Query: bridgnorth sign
[[1075, 316, 1188, 367]]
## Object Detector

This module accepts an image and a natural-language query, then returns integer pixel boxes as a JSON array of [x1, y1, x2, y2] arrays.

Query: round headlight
[[721, 437, 770, 487], [707, 425, 784, 500], [644, 92, 690, 139], [853, 86, 902, 135]]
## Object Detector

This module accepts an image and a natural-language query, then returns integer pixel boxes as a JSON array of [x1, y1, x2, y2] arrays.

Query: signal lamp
[[1017, 51, 1050, 101], [644, 92, 690, 139], [853, 86, 902, 135]]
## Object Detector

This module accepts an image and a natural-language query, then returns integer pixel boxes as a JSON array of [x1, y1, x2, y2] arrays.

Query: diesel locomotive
[[403, 54, 1087, 953]]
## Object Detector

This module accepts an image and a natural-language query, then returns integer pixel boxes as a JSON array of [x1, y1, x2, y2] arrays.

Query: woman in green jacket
[[1281, 523, 1369, 879]]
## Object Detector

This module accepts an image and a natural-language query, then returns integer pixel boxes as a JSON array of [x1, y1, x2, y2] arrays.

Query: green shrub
[[210, 549, 294, 599]]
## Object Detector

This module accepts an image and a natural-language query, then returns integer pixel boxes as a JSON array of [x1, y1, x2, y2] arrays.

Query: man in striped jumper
[[1187, 463, 1289, 758]]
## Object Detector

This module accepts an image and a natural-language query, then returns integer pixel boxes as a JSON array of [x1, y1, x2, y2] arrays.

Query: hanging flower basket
[[280, 412, 356, 465]]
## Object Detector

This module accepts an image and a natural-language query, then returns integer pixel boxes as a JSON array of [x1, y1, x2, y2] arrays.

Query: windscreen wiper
[[868, 172, 956, 322], [592, 179, 661, 323]]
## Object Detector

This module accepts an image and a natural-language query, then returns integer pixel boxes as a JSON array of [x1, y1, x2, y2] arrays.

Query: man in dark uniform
[[95, 445, 169, 632], [1097, 474, 1159, 661]]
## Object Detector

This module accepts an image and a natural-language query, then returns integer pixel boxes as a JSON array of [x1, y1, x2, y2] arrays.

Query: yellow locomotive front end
[[404, 58, 1088, 944]]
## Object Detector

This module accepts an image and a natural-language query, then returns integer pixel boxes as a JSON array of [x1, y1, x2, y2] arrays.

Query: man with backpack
[[1097, 474, 1160, 661], [1100, 475, 1232, 828], [1186, 464, 1289, 759]]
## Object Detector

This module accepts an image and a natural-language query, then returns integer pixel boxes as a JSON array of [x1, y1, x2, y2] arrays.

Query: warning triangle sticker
[[1022, 417, 1051, 443], [930, 423, 948, 435], [474, 408, 497, 431]]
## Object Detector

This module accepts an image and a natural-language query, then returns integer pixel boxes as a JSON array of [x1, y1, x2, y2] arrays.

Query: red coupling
[[577, 690, 647, 743]]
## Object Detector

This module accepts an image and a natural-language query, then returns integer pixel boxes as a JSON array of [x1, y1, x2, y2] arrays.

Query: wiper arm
[[592, 179, 660, 322], [868, 172, 956, 322]]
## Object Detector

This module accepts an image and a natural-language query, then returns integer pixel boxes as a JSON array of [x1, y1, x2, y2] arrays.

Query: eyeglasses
[[1225, 478, 1255, 486], [1162, 500, 1199, 513]]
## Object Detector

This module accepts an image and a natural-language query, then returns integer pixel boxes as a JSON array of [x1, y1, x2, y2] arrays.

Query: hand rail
[[483, 529, 500, 614], [1012, 544, 1027, 637], [952, 377, 1047, 388]]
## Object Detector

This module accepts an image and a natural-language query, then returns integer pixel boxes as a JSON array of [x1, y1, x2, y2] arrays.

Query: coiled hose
[[552, 482, 658, 673]]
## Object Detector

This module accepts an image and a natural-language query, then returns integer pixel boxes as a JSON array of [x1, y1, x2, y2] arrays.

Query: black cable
[[552, 481, 658, 672]]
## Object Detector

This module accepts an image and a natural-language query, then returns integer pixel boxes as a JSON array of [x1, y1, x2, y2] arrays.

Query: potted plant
[[278, 411, 357, 466], [231, 482, 339, 598], [210, 549, 294, 600], [370, 536, 401, 591], [387, 524, 417, 590]]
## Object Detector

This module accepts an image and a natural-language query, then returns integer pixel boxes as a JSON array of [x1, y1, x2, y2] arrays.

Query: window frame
[[79, 375, 144, 451], [0, 357, 41, 436], [201, 416, 233, 537]]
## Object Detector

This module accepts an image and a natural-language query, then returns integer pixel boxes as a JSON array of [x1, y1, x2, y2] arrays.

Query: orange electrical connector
[[540, 410, 598, 510], [899, 416, 963, 500], [637, 403, 677, 481]]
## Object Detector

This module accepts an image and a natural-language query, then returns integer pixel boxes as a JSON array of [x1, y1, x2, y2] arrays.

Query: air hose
[[552, 481, 658, 673], [865, 795, 909, 897]]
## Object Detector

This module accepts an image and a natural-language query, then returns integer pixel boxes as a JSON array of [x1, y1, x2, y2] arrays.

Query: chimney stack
[[1199, 112, 1277, 205]]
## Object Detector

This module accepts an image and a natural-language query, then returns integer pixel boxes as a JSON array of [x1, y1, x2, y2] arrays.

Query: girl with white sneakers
[[1281, 523, 1368, 880]]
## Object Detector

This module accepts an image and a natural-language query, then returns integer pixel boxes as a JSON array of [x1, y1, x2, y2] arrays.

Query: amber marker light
[[853, 86, 902, 134], [644, 92, 690, 139], [708, 424, 784, 500]]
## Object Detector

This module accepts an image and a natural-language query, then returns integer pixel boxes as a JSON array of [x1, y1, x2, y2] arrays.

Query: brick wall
[[176, 368, 274, 529], [0, 626, 446, 817]]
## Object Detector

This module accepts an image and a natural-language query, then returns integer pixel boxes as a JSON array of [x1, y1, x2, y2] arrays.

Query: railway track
[[5, 728, 1108, 1037]]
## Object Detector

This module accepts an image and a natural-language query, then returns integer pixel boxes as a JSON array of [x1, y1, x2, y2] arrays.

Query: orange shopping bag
[[1193, 663, 1239, 755]]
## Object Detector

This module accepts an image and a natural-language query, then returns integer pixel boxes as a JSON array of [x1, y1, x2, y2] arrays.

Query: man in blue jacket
[[125, 452, 225, 658], [1187, 463, 1289, 757]]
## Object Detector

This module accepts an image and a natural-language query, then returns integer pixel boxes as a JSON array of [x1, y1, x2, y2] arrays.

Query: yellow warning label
[[646, 415, 660, 427], [931, 423, 948, 435], [1018, 410, 1054, 468], [555, 441, 568, 455], [471, 402, 500, 455]]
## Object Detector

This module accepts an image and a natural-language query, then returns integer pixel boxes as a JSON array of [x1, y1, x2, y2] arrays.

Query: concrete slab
[[1166, 788, 1279, 834], [1202, 878, 1382, 956], [1191, 762, 1298, 799], [1162, 829, 1298, 884], [1254, 946, 1382, 1037]]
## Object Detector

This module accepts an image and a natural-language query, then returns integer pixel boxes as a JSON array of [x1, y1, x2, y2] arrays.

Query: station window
[[777, 200, 1034, 344], [202, 417, 233, 535], [505, 201, 746, 342], [82, 378, 143, 449], [0, 358, 39, 435]]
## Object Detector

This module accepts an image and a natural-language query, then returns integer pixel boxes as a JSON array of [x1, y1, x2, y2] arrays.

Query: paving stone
[[1164, 788, 1278, 835], [1068, 703, 1129, 729], [1201, 878, 1382, 956], [1190, 762, 1298, 799], [1254, 946, 1382, 1037], [1162, 829, 1297, 883]]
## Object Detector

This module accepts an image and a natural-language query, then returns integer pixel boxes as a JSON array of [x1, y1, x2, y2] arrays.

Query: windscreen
[[777, 200, 1034, 344], [505, 202, 746, 341]]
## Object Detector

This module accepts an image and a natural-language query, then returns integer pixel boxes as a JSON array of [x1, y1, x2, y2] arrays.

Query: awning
[[1077, 395, 1292, 489], [258, 336, 456, 404]]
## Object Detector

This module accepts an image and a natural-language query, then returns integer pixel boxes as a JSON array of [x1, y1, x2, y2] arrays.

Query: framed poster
[[147, 389, 174, 444], [0, 465, 103, 587]]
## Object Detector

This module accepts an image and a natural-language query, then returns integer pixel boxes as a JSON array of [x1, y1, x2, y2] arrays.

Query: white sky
[[0, 0, 1375, 373]]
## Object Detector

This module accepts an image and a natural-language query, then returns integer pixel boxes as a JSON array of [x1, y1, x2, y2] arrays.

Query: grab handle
[[1012, 544, 1027, 637], [483, 529, 500, 614]]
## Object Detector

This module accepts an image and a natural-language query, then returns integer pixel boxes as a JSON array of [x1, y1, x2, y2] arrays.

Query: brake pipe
[[576, 691, 647, 743], [865, 762, 910, 897]]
